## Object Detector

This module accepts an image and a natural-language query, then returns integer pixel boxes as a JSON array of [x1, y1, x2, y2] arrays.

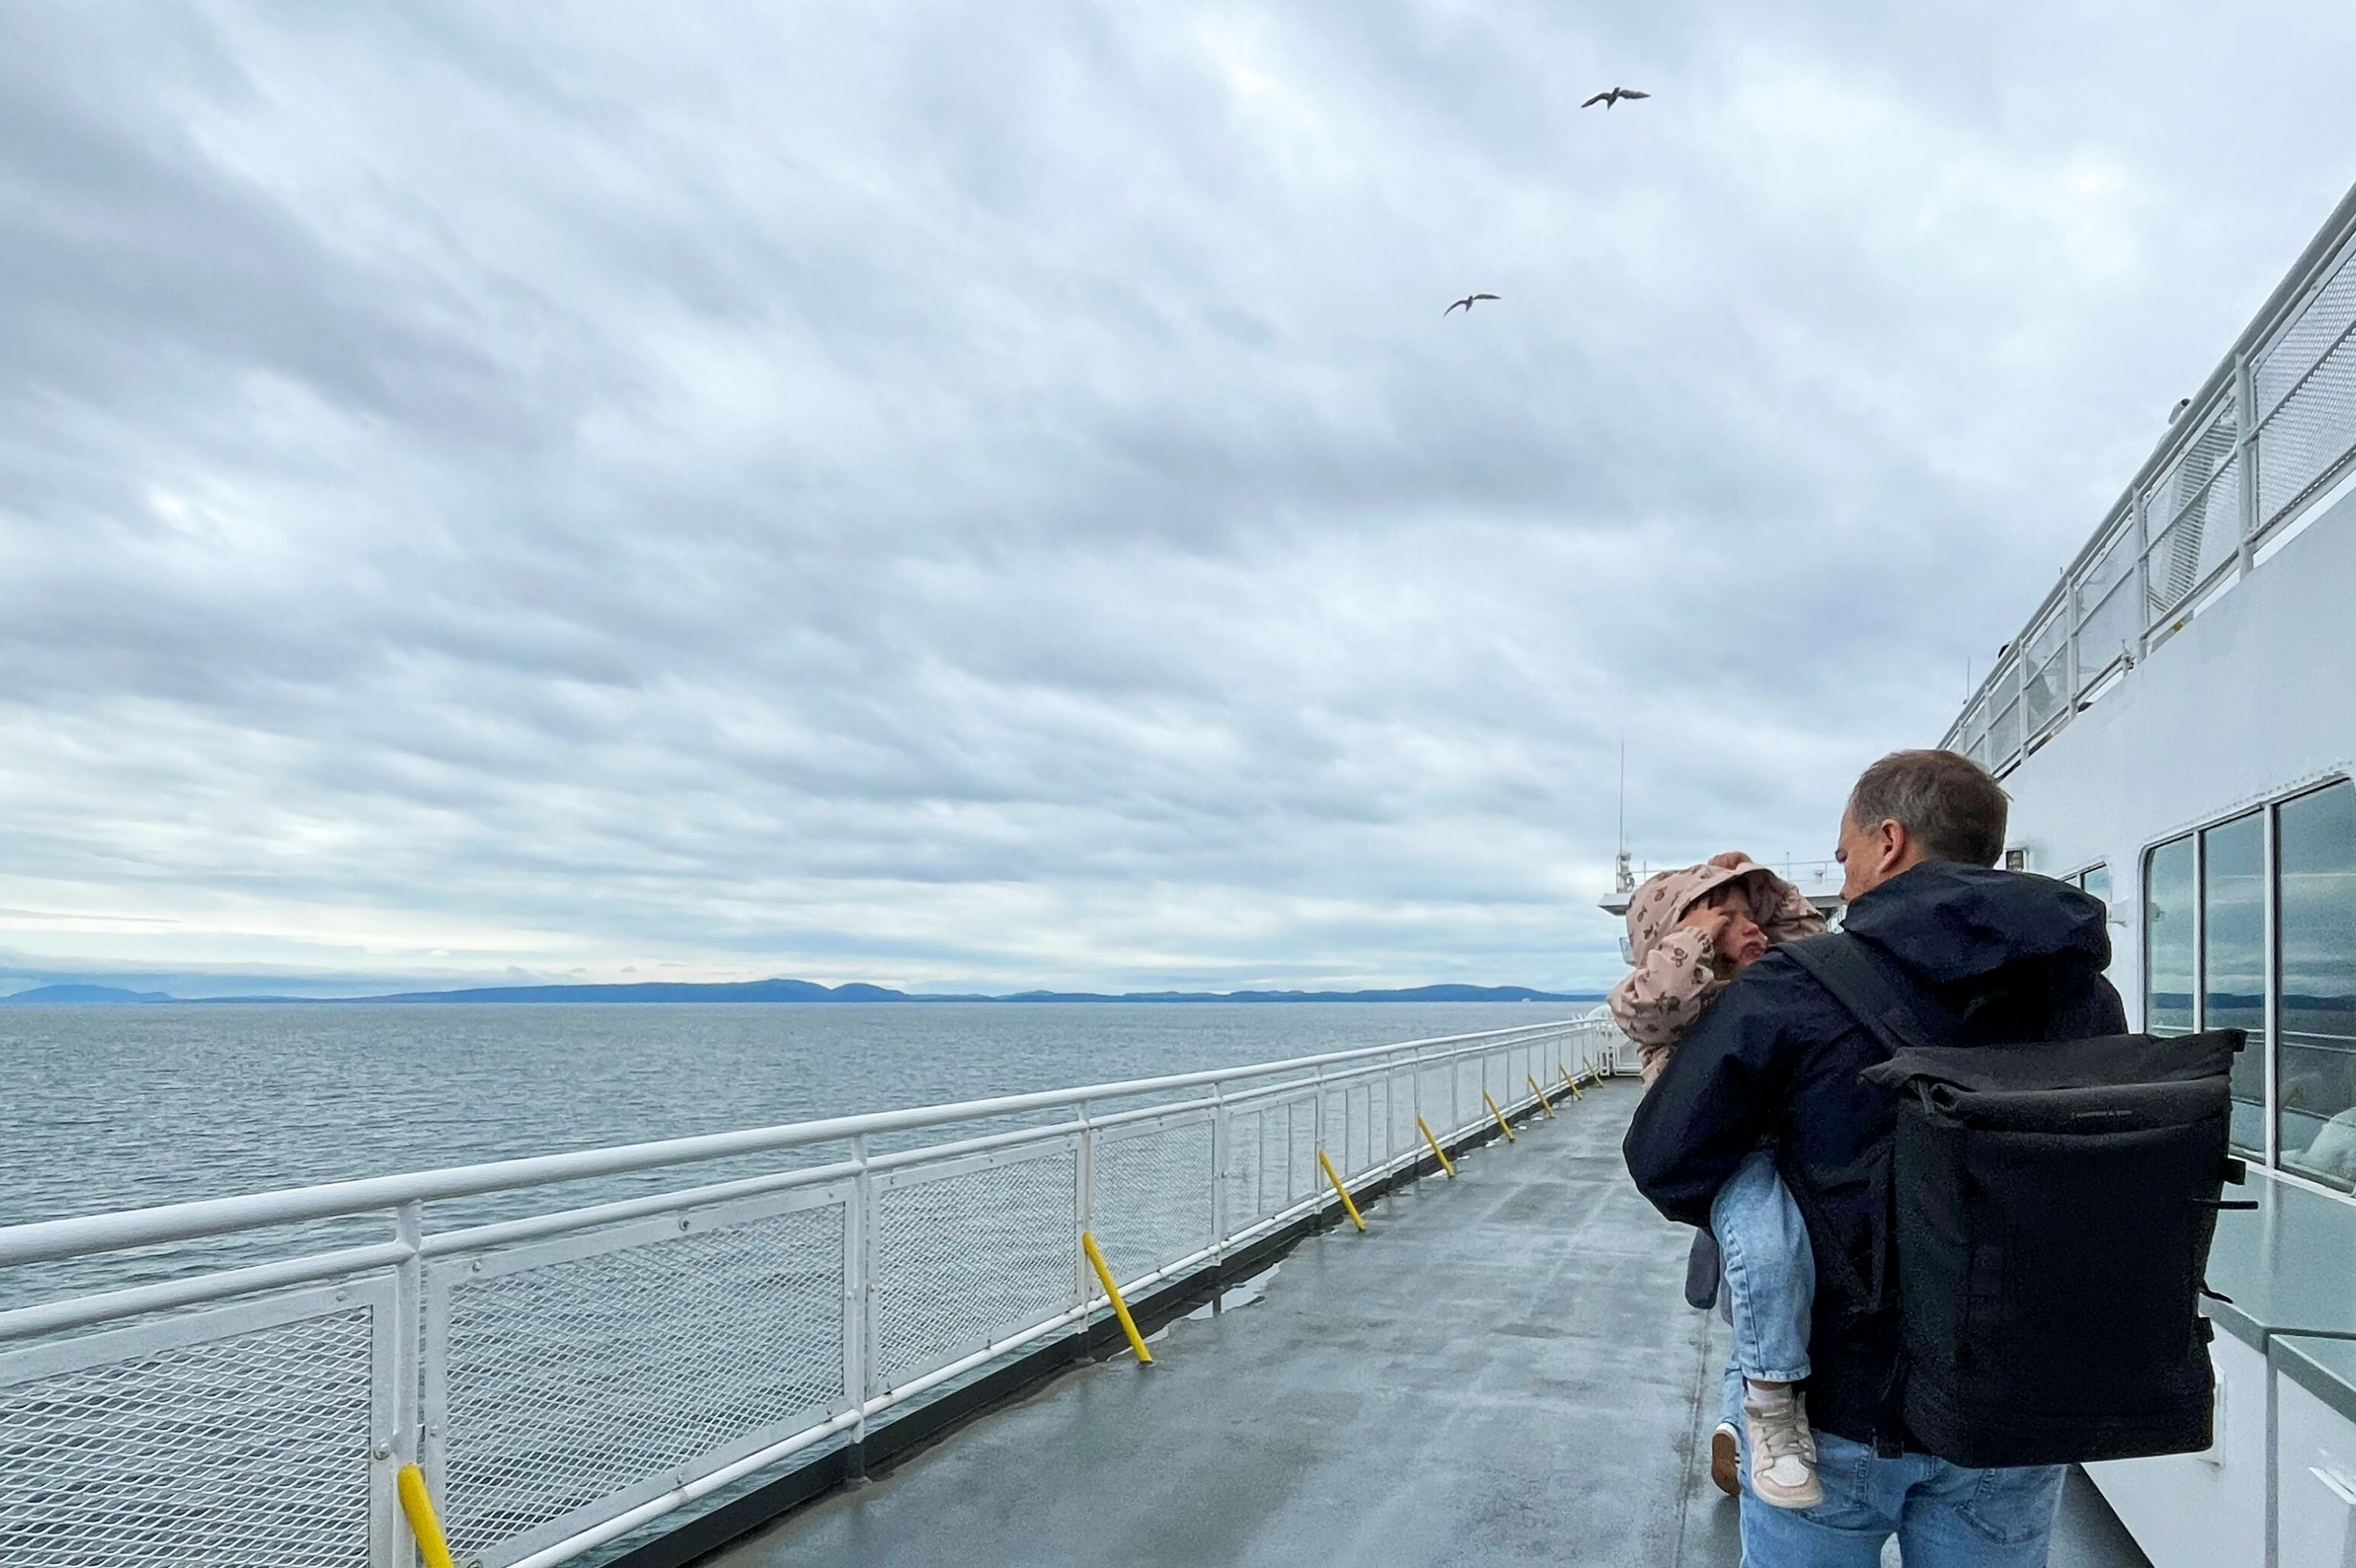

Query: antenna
[[1614, 734, 1634, 895]]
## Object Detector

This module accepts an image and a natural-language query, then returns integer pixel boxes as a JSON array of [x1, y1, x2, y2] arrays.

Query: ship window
[[2276, 782, 2356, 1191], [2144, 837, 2195, 1037], [2202, 813, 2267, 1154], [2077, 864, 2111, 911]]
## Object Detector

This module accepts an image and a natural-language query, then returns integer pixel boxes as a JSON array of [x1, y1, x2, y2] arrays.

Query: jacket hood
[[1623, 859, 1788, 966], [1839, 860, 2111, 987]]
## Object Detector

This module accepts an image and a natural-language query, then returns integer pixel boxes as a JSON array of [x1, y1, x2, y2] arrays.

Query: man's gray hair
[[1846, 749, 2009, 868]]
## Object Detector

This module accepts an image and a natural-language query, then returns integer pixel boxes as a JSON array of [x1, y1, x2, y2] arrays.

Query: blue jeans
[[1713, 1150, 1813, 1384], [1737, 1427, 2066, 1566]]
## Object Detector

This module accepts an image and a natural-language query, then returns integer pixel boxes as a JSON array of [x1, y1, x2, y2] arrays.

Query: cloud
[[2, 2, 2352, 994]]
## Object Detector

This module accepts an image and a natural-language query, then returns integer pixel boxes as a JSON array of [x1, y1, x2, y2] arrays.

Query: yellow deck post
[[1316, 1149, 1367, 1231], [1482, 1091, 1516, 1142], [1559, 1063, 1585, 1101], [1080, 1230, 1154, 1364], [397, 1464, 457, 1568], [1527, 1073, 1555, 1117], [1414, 1114, 1457, 1177]]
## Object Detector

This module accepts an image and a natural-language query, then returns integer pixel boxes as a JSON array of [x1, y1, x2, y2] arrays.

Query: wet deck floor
[[710, 1078, 2149, 1567]]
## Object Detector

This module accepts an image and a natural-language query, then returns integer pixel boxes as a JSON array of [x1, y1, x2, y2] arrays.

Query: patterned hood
[[1622, 860, 1786, 967]]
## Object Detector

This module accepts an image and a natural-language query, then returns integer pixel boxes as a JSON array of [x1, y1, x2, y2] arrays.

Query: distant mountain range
[[1, 978, 1602, 1006]]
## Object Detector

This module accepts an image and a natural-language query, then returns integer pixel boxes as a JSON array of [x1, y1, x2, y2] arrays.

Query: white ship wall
[[1986, 477, 2356, 1032]]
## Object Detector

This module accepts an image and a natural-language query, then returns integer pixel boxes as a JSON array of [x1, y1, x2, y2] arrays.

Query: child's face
[[1695, 886, 1771, 969]]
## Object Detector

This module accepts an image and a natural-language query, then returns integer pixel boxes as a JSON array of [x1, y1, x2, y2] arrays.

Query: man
[[1625, 749, 2125, 1566]]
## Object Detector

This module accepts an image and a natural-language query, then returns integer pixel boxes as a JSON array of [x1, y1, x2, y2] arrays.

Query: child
[[1610, 854, 1826, 1510]]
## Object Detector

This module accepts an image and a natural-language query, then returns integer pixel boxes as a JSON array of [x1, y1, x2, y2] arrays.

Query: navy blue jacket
[[1622, 860, 2127, 1451]]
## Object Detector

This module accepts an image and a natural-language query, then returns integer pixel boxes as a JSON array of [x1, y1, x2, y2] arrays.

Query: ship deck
[[708, 1078, 2149, 1567]]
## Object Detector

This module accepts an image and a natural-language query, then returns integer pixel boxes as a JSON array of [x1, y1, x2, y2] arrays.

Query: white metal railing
[[1945, 180, 2356, 776], [0, 1016, 1625, 1568]]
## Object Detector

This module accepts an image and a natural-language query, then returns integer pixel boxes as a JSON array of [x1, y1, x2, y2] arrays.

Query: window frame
[[2060, 861, 2110, 898], [2141, 835, 2199, 1040], [2268, 779, 2356, 1191], [2136, 774, 2356, 1194], [2199, 809, 2269, 1162]]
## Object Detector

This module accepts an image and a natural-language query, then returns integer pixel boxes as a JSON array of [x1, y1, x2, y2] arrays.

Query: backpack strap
[[1772, 933, 1953, 1321], [1781, 934, 1950, 1057]]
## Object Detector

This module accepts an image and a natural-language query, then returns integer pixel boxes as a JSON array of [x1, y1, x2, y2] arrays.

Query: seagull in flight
[[1582, 87, 1651, 109], [1445, 293, 1499, 315]]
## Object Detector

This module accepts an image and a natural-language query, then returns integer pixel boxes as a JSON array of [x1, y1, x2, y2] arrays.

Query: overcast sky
[[2, 3, 2352, 997]]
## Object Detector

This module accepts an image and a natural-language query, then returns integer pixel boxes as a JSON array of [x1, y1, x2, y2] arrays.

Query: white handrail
[[1944, 179, 2356, 773], [0, 1013, 1626, 1568]]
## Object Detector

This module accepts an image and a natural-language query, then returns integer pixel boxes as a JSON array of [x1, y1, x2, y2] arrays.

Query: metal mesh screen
[[1090, 1117, 1214, 1285], [1355, 1080, 1387, 1176], [433, 1201, 845, 1563], [1319, 1089, 1348, 1178], [1452, 1058, 1483, 1135], [2074, 522, 2140, 688], [1419, 1064, 1453, 1136], [2144, 406, 2242, 619], [873, 1149, 1078, 1389], [0, 1307, 377, 1568], [2256, 251, 2356, 528], [1219, 1108, 1266, 1229], [1285, 1097, 1316, 1204]]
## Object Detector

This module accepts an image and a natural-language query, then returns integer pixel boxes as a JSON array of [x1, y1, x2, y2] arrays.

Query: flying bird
[[1445, 294, 1499, 315], [1582, 87, 1651, 109]]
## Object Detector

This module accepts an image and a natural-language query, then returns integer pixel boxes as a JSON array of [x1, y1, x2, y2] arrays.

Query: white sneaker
[[1741, 1385, 1822, 1510], [1709, 1420, 1741, 1496]]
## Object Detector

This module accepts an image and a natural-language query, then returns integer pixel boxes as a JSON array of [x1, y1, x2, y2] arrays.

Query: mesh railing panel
[[0, 1307, 377, 1568], [1090, 1117, 1214, 1284], [1390, 1068, 1418, 1152], [2144, 408, 2242, 620], [873, 1149, 1078, 1389], [2256, 245, 2356, 418], [0, 1029, 1596, 1568], [1418, 1064, 1453, 1134], [434, 1201, 845, 1563], [1452, 1058, 1484, 1134], [1319, 1089, 1349, 1178], [2256, 259, 2356, 528], [1285, 1098, 1317, 1204], [1944, 205, 2356, 765], [1222, 1108, 1274, 1226]]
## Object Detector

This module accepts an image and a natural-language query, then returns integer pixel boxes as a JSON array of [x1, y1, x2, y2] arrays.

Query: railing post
[[1311, 1067, 1326, 1220], [386, 1200, 425, 1568], [1074, 1100, 1094, 1355], [2236, 348, 2260, 571], [1208, 1080, 1228, 1266], [2134, 482, 2155, 657], [1450, 1045, 1462, 1139], [845, 1132, 872, 1486]]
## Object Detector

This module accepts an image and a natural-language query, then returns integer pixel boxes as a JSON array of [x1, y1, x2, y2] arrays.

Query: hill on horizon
[[0, 984, 174, 1005]]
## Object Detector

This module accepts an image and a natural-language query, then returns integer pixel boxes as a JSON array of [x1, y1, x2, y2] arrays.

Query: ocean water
[[0, 1001, 1574, 1299]]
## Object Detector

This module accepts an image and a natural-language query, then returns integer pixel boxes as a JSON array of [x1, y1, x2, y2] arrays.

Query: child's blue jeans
[[1712, 1148, 1814, 1385]]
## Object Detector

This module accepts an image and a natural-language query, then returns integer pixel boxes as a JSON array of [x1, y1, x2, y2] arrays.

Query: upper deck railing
[[1946, 182, 2356, 777], [0, 1016, 1624, 1568]]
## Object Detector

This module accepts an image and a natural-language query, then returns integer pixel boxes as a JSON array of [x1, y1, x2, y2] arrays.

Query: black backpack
[[1785, 933, 2247, 1469]]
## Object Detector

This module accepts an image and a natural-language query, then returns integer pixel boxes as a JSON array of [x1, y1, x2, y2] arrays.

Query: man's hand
[[1708, 851, 1753, 870]]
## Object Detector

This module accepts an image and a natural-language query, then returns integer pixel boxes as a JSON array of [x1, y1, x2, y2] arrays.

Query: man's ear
[[1880, 819, 1913, 873]]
